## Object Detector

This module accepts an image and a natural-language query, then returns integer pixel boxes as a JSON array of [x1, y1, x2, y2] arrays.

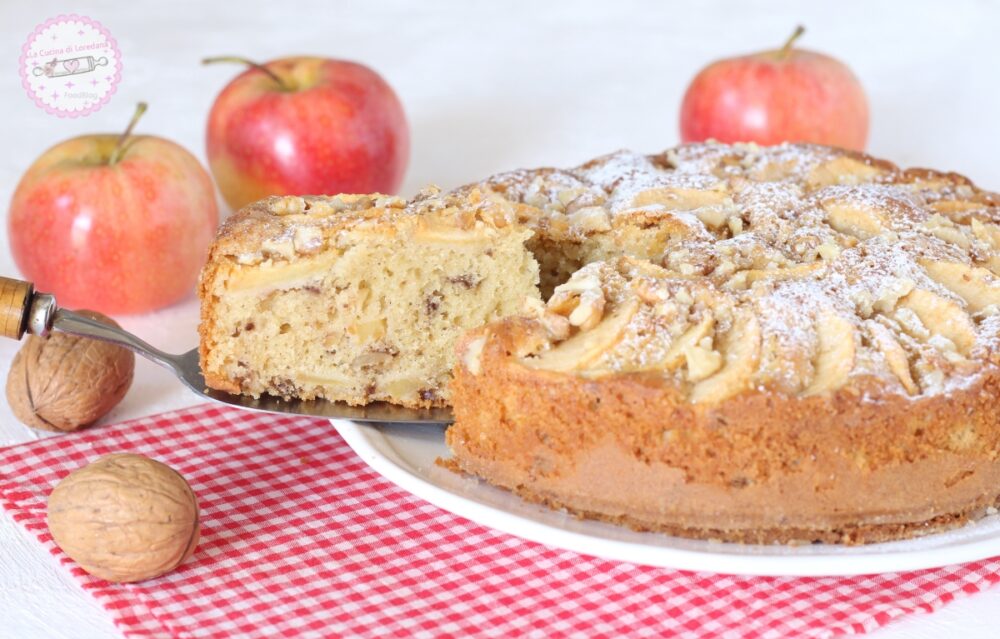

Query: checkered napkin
[[1, 404, 998, 638]]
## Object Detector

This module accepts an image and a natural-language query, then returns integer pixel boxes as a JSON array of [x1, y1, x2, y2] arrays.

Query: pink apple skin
[[8, 135, 219, 314], [680, 48, 869, 151], [206, 57, 410, 211]]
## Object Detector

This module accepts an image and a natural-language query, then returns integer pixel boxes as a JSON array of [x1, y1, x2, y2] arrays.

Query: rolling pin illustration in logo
[[33, 56, 110, 78]]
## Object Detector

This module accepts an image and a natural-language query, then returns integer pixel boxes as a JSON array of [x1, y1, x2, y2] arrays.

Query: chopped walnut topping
[[523, 297, 572, 340], [293, 226, 324, 254], [413, 184, 442, 201], [540, 313, 572, 341], [271, 196, 306, 216], [558, 187, 589, 206], [567, 293, 606, 330], [261, 237, 295, 260], [555, 274, 602, 294], [375, 195, 407, 209], [328, 194, 372, 211], [568, 206, 612, 234]]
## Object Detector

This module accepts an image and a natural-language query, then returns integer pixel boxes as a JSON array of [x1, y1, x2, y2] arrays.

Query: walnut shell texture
[[5, 310, 134, 432], [47, 453, 200, 583]]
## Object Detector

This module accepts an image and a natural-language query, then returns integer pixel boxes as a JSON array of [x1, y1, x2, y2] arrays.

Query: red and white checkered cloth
[[1, 404, 998, 638]]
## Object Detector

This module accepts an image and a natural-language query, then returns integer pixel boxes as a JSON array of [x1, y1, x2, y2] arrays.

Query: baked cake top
[[210, 141, 1000, 401], [213, 142, 999, 267], [206, 189, 519, 267], [464, 142, 1000, 401]]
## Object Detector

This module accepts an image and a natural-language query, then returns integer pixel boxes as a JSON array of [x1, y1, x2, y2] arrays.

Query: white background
[[2, 0, 1000, 636]]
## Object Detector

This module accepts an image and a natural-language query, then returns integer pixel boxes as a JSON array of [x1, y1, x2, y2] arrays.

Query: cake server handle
[[0, 276, 34, 340], [0, 275, 189, 376]]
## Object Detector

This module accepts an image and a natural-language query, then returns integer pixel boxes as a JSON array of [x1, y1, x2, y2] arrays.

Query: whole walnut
[[6, 310, 134, 432], [47, 453, 200, 583]]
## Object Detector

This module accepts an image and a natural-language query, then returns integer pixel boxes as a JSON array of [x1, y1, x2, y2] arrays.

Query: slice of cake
[[198, 191, 539, 407]]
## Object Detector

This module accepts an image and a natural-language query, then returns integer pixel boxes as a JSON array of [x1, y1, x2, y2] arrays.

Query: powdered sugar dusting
[[515, 142, 1000, 400]]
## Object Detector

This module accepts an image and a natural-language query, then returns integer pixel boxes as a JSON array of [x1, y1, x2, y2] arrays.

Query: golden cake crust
[[448, 320, 1000, 543]]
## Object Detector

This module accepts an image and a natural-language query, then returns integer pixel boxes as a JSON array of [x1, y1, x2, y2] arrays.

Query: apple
[[680, 26, 869, 150], [204, 56, 409, 211], [8, 103, 219, 314]]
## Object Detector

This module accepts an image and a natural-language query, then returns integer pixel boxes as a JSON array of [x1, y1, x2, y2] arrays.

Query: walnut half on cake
[[198, 191, 539, 407]]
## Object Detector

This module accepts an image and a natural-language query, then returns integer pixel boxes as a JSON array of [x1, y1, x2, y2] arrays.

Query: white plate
[[334, 420, 1000, 576]]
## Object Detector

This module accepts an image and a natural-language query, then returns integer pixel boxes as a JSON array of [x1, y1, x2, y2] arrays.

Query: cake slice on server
[[198, 190, 539, 408]]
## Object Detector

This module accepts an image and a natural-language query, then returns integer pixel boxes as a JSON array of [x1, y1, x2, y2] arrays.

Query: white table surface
[[1, 1, 999, 636]]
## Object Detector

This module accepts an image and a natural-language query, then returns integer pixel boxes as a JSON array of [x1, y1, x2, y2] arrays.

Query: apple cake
[[447, 142, 1000, 544], [198, 192, 540, 407]]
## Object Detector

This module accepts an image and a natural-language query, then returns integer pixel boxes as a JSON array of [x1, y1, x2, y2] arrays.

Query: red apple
[[8, 103, 219, 314], [204, 56, 409, 211], [680, 26, 869, 150]]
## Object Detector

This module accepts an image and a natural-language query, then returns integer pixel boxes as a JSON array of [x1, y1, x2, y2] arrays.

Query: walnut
[[261, 236, 295, 260], [270, 195, 306, 215], [374, 195, 407, 209], [292, 226, 324, 254], [6, 311, 134, 432], [568, 206, 612, 234], [47, 453, 199, 583], [548, 273, 602, 315], [567, 293, 606, 330], [539, 312, 572, 341], [521, 296, 572, 340]]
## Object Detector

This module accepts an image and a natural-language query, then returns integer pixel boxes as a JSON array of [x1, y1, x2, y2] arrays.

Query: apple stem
[[108, 102, 148, 166], [778, 25, 806, 58], [202, 56, 290, 91]]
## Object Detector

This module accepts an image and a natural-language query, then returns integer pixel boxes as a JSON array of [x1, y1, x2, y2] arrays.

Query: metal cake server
[[0, 276, 454, 425]]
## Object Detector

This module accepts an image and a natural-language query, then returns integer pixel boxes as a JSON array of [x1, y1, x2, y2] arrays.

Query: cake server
[[0, 276, 454, 425]]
